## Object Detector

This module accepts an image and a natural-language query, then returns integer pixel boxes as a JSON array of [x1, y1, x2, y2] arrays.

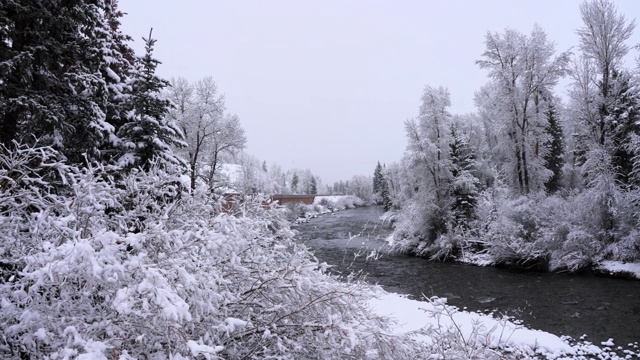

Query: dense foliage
[[0, 144, 426, 358], [0, 2, 419, 358], [388, 0, 640, 271]]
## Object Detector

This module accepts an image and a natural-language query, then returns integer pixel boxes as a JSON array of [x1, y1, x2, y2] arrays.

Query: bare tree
[[575, 0, 637, 184], [577, 0, 635, 140], [204, 113, 247, 190], [166, 77, 246, 190]]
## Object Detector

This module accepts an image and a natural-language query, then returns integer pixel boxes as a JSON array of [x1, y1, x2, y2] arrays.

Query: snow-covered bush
[[0, 144, 423, 359]]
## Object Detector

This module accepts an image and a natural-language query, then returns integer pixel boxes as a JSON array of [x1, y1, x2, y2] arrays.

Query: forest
[[379, 0, 640, 273], [0, 0, 638, 358]]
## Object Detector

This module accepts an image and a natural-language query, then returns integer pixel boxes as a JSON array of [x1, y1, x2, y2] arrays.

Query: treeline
[[386, 0, 640, 271], [0, 1, 321, 197]]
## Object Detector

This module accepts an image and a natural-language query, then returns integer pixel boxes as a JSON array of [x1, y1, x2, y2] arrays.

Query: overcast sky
[[119, 0, 639, 186]]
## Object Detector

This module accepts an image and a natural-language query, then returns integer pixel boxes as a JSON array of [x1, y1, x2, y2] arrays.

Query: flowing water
[[295, 206, 640, 347]]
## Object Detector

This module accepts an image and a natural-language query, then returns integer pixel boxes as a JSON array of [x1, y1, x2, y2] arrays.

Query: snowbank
[[370, 291, 639, 359], [596, 260, 640, 279]]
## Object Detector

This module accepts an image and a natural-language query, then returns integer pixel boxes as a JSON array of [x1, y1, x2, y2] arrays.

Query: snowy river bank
[[295, 206, 640, 356]]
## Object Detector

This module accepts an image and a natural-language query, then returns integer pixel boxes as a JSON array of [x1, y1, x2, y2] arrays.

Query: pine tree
[[606, 69, 639, 187], [117, 29, 185, 170], [310, 176, 317, 194], [449, 125, 480, 227], [291, 173, 299, 193], [543, 101, 564, 193], [373, 161, 384, 197], [380, 169, 392, 211], [0, 0, 132, 164]]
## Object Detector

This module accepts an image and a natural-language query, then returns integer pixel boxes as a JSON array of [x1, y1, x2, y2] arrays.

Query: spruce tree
[[0, 0, 132, 164], [117, 29, 185, 170], [380, 170, 392, 211], [606, 69, 639, 187], [543, 101, 564, 194], [291, 173, 299, 193], [310, 176, 317, 194], [449, 125, 479, 227], [373, 161, 383, 196]]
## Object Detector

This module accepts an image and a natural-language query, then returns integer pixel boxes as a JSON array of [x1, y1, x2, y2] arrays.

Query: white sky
[[119, 0, 639, 185]]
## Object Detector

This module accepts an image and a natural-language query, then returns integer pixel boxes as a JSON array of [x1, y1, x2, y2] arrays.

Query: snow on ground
[[313, 195, 346, 204], [596, 260, 640, 279], [218, 163, 242, 184], [369, 290, 639, 359]]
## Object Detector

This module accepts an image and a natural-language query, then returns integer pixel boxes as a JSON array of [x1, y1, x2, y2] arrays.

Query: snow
[[596, 260, 640, 279], [369, 290, 638, 359], [218, 163, 242, 184], [186, 340, 224, 357], [313, 195, 346, 204]]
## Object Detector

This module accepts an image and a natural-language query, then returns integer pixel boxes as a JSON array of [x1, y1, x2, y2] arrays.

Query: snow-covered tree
[[373, 161, 384, 201], [117, 29, 185, 170], [166, 77, 246, 190], [574, 0, 638, 184], [449, 123, 481, 227], [347, 174, 373, 203], [0, 0, 133, 164], [202, 113, 247, 190], [477, 25, 570, 194], [310, 175, 318, 194], [291, 172, 299, 193], [401, 85, 454, 241], [543, 99, 565, 193]]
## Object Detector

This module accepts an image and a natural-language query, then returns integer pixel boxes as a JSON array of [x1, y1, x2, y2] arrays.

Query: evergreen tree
[[543, 101, 565, 193], [291, 173, 299, 193], [373, 161, 384, 196], [606, 69, 639, 187], [449, 124, 480, 227], [0, 0, 132, 164], [117, 29, 185, 170], [380, 169, 392, 211], [310, 176, 317, 195]]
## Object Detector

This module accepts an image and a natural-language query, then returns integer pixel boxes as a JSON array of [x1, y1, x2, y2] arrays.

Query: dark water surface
[[295, 206, 640, 347]]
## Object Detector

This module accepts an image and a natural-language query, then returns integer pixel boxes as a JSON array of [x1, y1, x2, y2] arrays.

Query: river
[[294, 206, 640, 347]]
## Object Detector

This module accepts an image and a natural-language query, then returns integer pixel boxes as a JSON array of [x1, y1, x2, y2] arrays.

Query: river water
[[295, 206, 640, 347]]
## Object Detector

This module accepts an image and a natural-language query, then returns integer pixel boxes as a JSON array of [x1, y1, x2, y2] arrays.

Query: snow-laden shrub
[[0, 145, 423, 359], [388, 189, 456, 258], [316, 195, 364, 212]]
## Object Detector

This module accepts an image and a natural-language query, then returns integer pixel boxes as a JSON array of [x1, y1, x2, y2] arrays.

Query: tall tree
[[477, 25, 569, 194], [203, 113, 247, 190], [291, 173, 299, 193], [449, 124, 480, 227], [577, 0, 636, 148], [543, 99, 565, 193], [403, 85, 454, 241], [380, 168, 392, 212], [166, 77, 245, 190], [0, 0, 133, 164], [373, 161, 384, 202], [310, 176, 317, 195], [117, 29, 185, 170]]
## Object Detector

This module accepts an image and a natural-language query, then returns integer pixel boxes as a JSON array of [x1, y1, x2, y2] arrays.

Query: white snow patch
[[186, 340, 224, 356], [313, 195, 345, 204], [596, 260, 640, 279], [219, 163, 242, 184], [370, 291, 577, 358]]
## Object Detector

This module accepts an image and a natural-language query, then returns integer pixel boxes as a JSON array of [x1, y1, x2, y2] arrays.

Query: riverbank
[[296, 206, 640, 351], [370, 290, 640, 359], [380, 208, 640, 281], [281, 195, 365, 223]]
